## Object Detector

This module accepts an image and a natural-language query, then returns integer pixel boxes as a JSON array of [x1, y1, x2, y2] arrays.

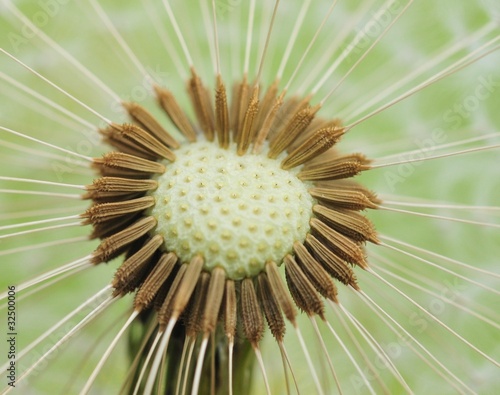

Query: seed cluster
[[150, 140, 313, 280], [80, 68, 380, 391]]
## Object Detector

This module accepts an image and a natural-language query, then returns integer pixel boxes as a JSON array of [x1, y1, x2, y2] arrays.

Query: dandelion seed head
[[2, 1, 499, 393]]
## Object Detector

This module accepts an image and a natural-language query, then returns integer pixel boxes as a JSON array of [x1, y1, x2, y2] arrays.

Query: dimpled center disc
[[149, 140, 314, 280]]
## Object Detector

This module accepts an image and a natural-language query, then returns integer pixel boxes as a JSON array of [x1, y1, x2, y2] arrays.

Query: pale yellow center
[[149, 140, 313, 280]]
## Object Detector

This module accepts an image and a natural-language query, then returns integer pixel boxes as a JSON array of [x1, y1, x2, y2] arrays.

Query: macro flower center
[[150, 140, 314, 280], [78, 68, 379, 395]]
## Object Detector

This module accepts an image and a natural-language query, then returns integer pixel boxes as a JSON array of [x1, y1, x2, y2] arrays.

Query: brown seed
[[268, 105, 319, 159], [158, 264, 187, 327], [305, 234, 359, 288], [99, 124, 155, 159], [123, 101, 180, 149], [237, 86, 260, 155], [313, 204, 379, 243], [224, 279, 237, 340], [93, 152, 165, 176], [89, 213, 140, 239], [265, 261, 297, 325], [256, 272, 286, 341], [254, 79, 279, 134], [91, 216, 157, 264], [171, 255, 204, 318], [112, 234, 164, 296], [284, 255, 324, 318], [314, 179, 381, 206], [309, 187, 379, 210], [186, 272, 211, 336], [154, 84, 197, 141], [215, 74, 230, 149], [134, 252, 178, 311], [291, 117, 342, 151], [281, 127, 344, 170], [267, 94, 311, 142], [81, 196, 155, 225], [202, 267, 226, 333], [103, 123, 175, 161], [252, 90, 285, 154], [310, 218, 367, 269], [298, 153, 371, 181], [188, 67, 214, 140], [293, 241, 338, 302], [240, 278, 264, 345], [230, 75, 250, 140], [84, 177, 158, 200]]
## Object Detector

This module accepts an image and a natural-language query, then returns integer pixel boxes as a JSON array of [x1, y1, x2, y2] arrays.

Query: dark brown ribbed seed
[[257, 272, 286, 341], [186, 272, 211, 336], [240, 278, 264, 345], [299, 153, 371, 181], [123, 101, 179, 149], [293, 241, 338, 302], [112, 234, 164, 296], [89, 213, 140, 239], [93, 152, 165, 175], [100, 126, 156, 159], [102, 123, 175, 161], [237, 87, 260, 156], [292, 117, 342, 151], [84, 177, 157, 200], [305, 234, 359, 289], [91, 216, 157, 264], [309, 186, 380, 210], [269, 95, 311, 141], [215, 74, 230, 149], [281, 127, 344, 170], [154, 84, 197, 141], [253, 91, 284, 154], [268, 105, 318, 158], [284, 255, 325, 318], [171, 255, 204, 318], [231, 76, 250, 139], [313, 204, 379, 243], [310, 218, 368, 269], [134, 252, 178, 311], [254, 79, 279, 135], [82, 196, 155, 225], [188, 67, 214, 141], [265, 261, 297, 324]]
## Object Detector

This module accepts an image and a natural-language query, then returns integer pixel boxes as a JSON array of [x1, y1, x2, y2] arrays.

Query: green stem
[[127, 313, 256, 395]]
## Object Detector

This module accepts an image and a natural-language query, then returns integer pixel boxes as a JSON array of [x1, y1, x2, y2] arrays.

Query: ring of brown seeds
[[81, 68, 380, 393]]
